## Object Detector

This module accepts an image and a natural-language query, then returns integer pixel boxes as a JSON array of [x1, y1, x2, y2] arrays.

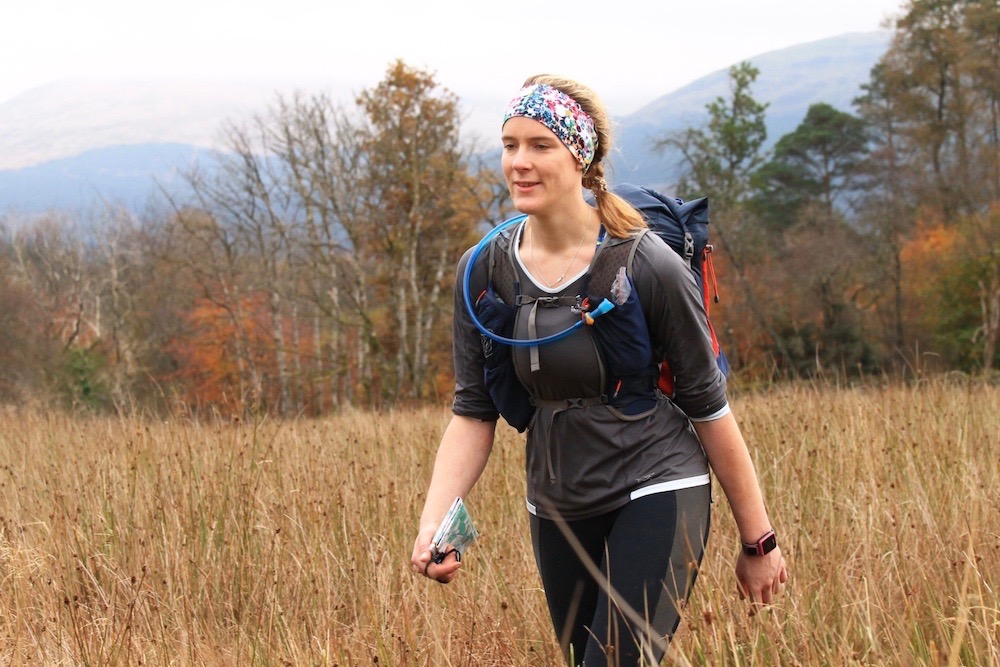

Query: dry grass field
[[0, 377, 997, 665]]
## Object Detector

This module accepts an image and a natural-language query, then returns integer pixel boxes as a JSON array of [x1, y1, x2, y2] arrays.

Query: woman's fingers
[[425, 556, 462, 583], [736, 550, 787, 615], [410, 545, 462, 583]]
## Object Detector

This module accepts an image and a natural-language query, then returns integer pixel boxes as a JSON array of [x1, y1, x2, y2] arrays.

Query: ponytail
[[583, 162, 646, 239]]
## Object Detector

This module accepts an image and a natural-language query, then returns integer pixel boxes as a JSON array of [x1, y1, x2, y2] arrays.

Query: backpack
[[611, 183, 729, 395]]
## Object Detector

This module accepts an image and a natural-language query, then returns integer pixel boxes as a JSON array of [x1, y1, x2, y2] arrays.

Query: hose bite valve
[[583, 299, 615, 325]]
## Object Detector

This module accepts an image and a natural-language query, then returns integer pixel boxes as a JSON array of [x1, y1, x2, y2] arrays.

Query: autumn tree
[[160, 199, 270, 413], [0, 224, 60, 402], [964, 0, 1000, 201], [175, 99, 373, 415], [260, 92, 368, 410], [965, 206, 1000, 371], [876, 0, 1000, 221], [740, 103, 878, 374], [854, 60, 923, 359], [207, 120, 300, 414], [856, 0, 1000, 370], [914, 207, 1000, 372], [349, 60, 488, 401], [5, 216, 103, 406], [166, 60, 488, 413], [254, 63, 491, 406], [80, 208, 159, 405]]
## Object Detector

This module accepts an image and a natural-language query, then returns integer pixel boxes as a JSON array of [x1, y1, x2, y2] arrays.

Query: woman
[[410, 74, 787, 666]]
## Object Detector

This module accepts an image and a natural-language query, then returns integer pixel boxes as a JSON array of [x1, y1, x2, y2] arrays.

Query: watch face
[[744, 531, 777, 556]]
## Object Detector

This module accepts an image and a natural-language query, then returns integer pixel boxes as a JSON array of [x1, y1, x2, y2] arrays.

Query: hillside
[[0, 79, 287, 171], [612, 31, 891, 188], [0, 32, 891, 215], [0, 143, 211, 213]]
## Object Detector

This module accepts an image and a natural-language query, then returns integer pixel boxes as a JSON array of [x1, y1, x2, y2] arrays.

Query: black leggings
[[529, 486, 711, 667]]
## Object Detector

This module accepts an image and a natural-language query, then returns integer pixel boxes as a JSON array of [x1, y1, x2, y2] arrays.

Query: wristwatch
[[742, 529, 777, 557]]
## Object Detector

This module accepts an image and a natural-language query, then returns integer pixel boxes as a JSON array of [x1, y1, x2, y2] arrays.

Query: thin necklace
[[527, 220, 589, 287]]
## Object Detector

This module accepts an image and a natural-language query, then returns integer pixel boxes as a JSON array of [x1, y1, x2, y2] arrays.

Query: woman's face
[[501, 116, 583, 218]]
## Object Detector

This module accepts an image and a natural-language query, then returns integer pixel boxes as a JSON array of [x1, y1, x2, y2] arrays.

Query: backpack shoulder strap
[[585, 230, 647, 298], [626, 228, 649, 279], [488, 221, 521, 305]]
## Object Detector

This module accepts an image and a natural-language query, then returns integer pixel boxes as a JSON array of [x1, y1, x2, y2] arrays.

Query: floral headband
[[502, 83, 598, 171]]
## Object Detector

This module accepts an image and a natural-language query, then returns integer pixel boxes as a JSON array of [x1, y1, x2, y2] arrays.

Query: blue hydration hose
[[462, 214, 615, 347]]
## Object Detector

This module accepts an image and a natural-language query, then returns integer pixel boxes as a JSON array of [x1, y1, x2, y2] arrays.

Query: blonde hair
[[522, 74, 646, 239]]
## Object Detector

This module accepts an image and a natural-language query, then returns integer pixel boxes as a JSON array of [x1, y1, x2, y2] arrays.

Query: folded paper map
[[431, 496, 479, 561]]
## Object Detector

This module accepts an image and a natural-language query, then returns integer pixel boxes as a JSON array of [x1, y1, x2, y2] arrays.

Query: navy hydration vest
[[469, 220, 658, 432], [466, 184, 729, 432]]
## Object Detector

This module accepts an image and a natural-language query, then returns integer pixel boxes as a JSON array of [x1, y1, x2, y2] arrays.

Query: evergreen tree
[[751, 103, 869, 231]]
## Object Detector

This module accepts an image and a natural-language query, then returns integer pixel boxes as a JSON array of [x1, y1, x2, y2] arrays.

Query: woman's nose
[[511, 147, 530, 170]]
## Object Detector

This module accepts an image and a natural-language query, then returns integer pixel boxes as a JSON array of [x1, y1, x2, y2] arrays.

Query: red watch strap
[[742, 529, 777, 556]]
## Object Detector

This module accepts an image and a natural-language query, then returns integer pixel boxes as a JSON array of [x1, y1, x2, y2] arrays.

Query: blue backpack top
[[612, 183, 729, 393]]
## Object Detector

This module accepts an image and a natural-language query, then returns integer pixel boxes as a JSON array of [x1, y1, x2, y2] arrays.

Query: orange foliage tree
[[898, 208, 1000, 373], [167, 293, 273, 413]]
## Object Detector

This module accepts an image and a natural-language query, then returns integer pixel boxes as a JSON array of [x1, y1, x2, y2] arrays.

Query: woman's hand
[[410, 416, 494, 584], [411, 528, 463, 584], [735, 547, 788, 614]]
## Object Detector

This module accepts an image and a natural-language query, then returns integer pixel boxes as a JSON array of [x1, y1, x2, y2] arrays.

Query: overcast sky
[[1, 0, 906, 114]]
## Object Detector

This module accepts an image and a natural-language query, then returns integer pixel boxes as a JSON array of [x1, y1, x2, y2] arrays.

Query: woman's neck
[[520, 202, 602, 289], [528, 202, 600, 252]]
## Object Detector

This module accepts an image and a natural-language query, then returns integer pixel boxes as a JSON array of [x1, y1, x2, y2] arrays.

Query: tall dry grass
[[0, 377, 996, 665]]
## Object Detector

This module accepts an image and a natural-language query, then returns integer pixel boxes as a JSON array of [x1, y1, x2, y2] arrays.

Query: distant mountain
[[612, 31, 892, 188], [0, 79, 288, 171], [0, 32, 891, 215], [0, 77, 355, 216], [0, 143, 212, 213]]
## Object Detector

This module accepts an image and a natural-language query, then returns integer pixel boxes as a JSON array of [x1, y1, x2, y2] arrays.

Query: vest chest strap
[[530, 395, 607, 411], [515, 294, 581, 307]]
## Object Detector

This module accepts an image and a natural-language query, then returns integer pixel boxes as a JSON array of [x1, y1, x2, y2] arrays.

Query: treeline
[[1, 0, 998, 415], [668, 0, 999, 379], [0, 63, 502, 415]]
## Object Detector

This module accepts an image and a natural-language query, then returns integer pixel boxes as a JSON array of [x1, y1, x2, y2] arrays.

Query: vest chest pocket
[[475, 285, 535, 432], [588, 274, 659, 416]]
